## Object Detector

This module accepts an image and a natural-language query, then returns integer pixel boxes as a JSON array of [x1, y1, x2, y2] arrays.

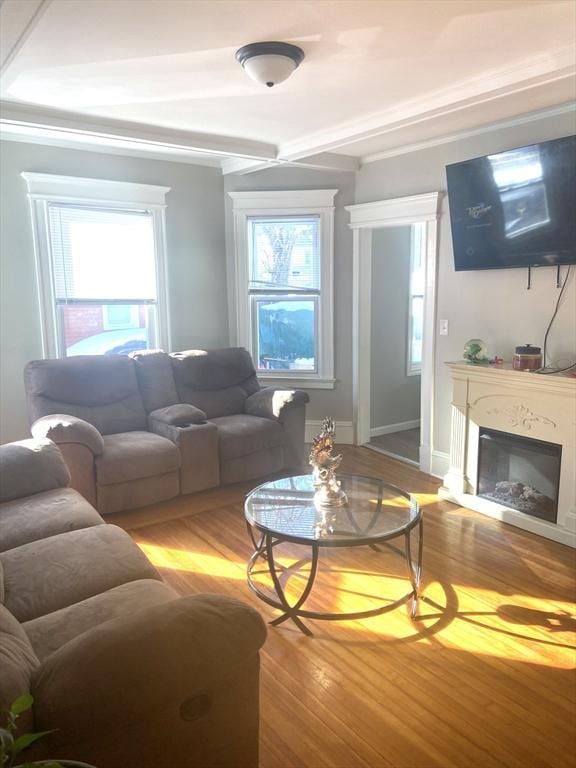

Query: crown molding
[[360, 101, 576, 164], [0, 128, 224, 168], [277, 45, 576, 161]]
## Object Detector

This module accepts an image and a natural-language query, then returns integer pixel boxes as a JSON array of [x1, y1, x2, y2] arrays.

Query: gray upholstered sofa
[[24, 347, 309, 514], [0, 438, 266, 768]]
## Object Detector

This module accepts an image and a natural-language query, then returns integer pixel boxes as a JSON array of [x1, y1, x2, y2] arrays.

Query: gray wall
[[370, 226, 420, 430], [224, 166, 356, 422], [0, 141, 227, 442], [356, 110, 576, 455]]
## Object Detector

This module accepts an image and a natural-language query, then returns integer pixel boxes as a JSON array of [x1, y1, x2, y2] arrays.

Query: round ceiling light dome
[[235, 41, 305, 88]]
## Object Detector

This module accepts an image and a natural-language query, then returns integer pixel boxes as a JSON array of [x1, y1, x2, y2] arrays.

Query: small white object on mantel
[[439, 361, 576, 547]]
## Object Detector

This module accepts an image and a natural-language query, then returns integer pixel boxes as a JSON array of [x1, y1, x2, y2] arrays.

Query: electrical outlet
[[439, 319, 449, 336]]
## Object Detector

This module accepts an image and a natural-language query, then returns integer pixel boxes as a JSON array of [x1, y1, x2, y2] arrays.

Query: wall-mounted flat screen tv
[[446, 135, 576, 271]]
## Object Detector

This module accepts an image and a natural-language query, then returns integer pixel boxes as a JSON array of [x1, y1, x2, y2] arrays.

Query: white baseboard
[[430, 450, 450, 479], [305, 420, 354, 444], [370, 419, 420, 438]]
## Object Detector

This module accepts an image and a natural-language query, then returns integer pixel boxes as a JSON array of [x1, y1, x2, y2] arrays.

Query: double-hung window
[[230, 190, 336, 388], [22, 174, 170, 358]]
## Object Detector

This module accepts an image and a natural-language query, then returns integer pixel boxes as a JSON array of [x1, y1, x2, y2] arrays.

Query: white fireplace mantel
[[439, 362, 576, 547]]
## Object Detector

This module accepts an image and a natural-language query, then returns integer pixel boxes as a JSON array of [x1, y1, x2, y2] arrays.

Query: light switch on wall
[[439, 319, 449, 336]]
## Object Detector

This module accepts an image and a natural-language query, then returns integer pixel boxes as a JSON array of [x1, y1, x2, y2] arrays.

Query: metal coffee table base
[[246, 520, 423, 636]]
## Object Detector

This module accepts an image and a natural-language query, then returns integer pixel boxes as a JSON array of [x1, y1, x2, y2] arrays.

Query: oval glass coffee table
[[245, 474, 423, 635]]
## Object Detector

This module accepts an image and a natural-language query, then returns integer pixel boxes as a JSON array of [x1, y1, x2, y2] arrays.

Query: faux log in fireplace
[[477, 428, 561, 524]]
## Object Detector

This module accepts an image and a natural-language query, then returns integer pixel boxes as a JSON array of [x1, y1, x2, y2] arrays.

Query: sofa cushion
[[0, 525, 160, 623], [0, 438, 70, 503], [96, 431, 181, 486], [0, 487, 103, 553], [0, 604, 39, 731], [211, 414, 284, 461], [25, 356, 147, 435], [24, 579, 178, 661]]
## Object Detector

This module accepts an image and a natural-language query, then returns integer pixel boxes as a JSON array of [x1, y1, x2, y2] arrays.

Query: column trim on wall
[[346, 192, 442, 475]]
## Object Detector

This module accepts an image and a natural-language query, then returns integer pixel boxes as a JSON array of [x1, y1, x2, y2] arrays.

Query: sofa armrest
[[30, 594, 266, 768], [31, 414, 104, 456], [0, 438, 70, 503], [245, 387, 310, 421], [148, 419, 220, 494], [149, 403, 207, 427]]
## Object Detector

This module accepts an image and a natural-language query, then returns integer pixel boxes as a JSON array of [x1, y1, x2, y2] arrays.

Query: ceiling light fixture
[[235, 41, 305, 88]]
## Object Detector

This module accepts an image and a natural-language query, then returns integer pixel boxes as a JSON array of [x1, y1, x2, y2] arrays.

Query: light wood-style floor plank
[[112, 447, 576, 768]]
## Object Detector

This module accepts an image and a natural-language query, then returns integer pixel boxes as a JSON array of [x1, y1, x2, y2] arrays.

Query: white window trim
[[406, 223, 424, 377], [21, 173, 171, 358], [229, 189, 336, 389]]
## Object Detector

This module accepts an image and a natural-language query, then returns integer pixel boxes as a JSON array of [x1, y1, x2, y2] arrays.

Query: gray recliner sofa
[[0, 437, 266, 768], [24, 348, 309, 515]]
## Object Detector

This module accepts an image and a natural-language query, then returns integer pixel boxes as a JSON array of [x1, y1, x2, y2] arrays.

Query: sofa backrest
[[131, 350, 179, 413], [25, 356, 147, 435], [169, 348, 260, 418]]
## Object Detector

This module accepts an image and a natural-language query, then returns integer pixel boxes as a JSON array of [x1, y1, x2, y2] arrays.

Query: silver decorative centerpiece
[[309, 418, 348, 509]]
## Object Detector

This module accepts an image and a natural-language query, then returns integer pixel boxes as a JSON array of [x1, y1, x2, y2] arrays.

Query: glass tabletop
[[245, 474, 420, 546]]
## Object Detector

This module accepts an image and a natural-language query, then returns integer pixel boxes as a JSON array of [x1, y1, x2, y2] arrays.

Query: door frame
[[346, 192, 442, 474]]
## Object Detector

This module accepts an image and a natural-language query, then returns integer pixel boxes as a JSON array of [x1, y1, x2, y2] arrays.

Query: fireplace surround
[[440, 362, 576, 547]]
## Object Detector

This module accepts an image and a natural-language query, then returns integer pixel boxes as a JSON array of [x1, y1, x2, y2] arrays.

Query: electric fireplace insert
[[477, 428, 561, 524]]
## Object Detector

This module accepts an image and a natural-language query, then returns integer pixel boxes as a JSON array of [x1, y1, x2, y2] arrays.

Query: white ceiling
[[1, 0, 575, 173]]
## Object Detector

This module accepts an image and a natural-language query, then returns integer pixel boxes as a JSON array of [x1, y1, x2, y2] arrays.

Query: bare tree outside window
[[259, 223, 299, 287]]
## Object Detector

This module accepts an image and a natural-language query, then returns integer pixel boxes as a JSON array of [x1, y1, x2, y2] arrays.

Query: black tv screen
[[446, 135, 576, 271]]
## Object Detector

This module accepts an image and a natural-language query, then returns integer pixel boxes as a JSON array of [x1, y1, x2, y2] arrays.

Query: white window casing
[[229, 189, 337, 389], [21, 173, 171, 358]]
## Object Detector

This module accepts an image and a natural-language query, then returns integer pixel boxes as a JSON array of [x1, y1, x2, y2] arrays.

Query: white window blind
[[248, 216, 320, 292], [48, 204, 157, 302]]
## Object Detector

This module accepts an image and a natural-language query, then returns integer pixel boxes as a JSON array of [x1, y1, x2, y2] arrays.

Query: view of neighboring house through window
[[249, 216, 319, 372], [407, 224, 425, 375], [47, 205, 158, 357]]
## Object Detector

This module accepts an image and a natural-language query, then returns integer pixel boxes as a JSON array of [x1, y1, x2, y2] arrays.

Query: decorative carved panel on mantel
[[485, 404, 557, 431]]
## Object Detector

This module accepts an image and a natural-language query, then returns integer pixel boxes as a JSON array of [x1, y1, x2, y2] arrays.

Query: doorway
[[369, 225, 422, 465], [346, 193, 441, 476]]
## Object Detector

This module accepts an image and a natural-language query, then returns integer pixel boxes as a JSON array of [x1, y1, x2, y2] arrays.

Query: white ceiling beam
[[0, 100, 278, 161], [0, 0, 50, 77], [220, 157, 282, 175], [277, 45, 576, 161], [284, 152, 359, 173], [221, 152, 358, 176]]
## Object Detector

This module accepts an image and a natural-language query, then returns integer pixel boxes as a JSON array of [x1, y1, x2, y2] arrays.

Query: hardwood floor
[[110, 447, 576, 768], [369, 428, 421, 463]]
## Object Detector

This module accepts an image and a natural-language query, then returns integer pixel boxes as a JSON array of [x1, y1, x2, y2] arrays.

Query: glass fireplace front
[[477, 428, 561, 523]]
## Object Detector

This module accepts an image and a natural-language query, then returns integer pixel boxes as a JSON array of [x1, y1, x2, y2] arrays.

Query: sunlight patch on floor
[[137, 543, 575, 669], [138, 542, 246, 580]]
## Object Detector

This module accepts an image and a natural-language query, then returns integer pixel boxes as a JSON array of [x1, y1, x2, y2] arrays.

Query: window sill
[[257, 376, 336, 390]]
